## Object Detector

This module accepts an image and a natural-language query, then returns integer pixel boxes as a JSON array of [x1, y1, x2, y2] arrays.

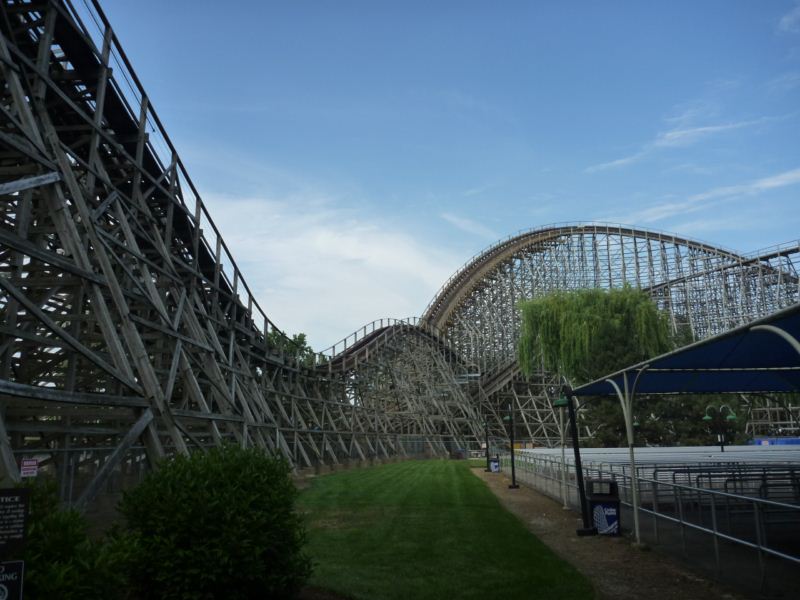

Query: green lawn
[[298, 460, 593, 600], [467, 457, 488, 468]]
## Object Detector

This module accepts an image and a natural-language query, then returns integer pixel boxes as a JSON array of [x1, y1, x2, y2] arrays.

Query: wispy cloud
[[586, 117, 771, 173], [201, 192, 461, 349], [664, 162, 715, 176], [625, 166, 800, 223], [767, 71, 800, 93], [462, 183, 498, 197], [671, 212, 770, 237], [778, 3, 800, 33], [434, 89, 518, 125], [652, 120, 761, 148], [441, 212, 499, 239], [585, 152, 647, 173]]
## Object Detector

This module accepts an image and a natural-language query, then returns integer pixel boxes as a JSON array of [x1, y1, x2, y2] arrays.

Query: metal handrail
[[501, 451, 800, 576]]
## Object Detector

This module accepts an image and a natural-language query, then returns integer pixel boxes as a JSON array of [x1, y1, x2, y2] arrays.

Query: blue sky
[[101, 1, 800, 348]]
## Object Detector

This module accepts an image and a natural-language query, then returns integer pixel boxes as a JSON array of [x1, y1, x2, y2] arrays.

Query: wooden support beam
[[0, 172, 61, 195], [74, 408, 154, 511]]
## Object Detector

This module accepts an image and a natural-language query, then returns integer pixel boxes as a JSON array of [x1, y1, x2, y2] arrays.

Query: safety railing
[[312, 316, 463, 375], [318, 317, 424, 358], [499, 452, 800, 596]]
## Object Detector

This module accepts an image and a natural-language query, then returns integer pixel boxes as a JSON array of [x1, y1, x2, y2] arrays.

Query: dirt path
[[473, 468, 743, 600]]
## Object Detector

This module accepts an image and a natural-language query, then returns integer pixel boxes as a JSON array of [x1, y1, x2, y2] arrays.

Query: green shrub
[[22, 479, 129, 600], [119, 444, 311, 599]]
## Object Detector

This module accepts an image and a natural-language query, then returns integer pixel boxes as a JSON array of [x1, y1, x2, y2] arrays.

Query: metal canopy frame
[[570, 302, 800, 544], [573, 302, 800, 398]]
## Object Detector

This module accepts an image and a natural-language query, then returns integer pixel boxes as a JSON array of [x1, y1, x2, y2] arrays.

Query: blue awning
[[572, 303, 800, 397]]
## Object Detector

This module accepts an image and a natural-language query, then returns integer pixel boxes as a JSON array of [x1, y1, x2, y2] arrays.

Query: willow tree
[[519, 287, 684, 544], [518, 286, 673, 385], [517, 286, 718, 449]]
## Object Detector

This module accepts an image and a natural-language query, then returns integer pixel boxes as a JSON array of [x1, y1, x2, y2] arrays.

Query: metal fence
[[500, 451, 800, 598]]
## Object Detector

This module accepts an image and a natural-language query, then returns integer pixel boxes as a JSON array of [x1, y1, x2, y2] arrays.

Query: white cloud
[[663, 100, 718, 127], [586, 118, 768, 173], [462, 183, 497, 197], [664, 163, 715, 176], [624, 167, 800, 223], [670, 212, 768, 237], [767, 71, 800, 93], [585, 151, 647, 173], [201, 193, 461, 350], [652, 120, 761, 148], [779, 3, 800, 33], [440, 212, 499, 239]]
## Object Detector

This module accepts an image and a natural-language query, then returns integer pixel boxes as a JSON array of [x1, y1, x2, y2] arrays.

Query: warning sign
[[0, 489, 29, 558], [0, 560, 24, 599], [19, 459, 37, 479]]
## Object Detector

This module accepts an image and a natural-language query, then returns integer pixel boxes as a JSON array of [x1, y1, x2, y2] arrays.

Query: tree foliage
[[268, 330, 317, 366], [585, 395, 748, 448], [516, 287, 739, 447], [518, 286, 673, 384]]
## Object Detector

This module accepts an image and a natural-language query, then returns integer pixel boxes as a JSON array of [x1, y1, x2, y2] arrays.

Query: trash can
[[586, 479, 620, 536], [489, 456, 500, 473]]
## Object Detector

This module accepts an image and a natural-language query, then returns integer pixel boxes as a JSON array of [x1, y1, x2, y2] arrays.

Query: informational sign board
[[0, 561, 24, 599], [19, 459, 37, 479], [0, 489, 29, 558]]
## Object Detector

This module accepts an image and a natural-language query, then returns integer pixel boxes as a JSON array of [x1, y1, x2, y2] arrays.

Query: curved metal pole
[[605, 366, 649, 546], [750, 324, 800, 357]]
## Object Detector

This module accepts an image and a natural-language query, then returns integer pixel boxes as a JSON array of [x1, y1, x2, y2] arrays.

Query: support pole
[[484, 418, 491, 472], [560, 406, 568, 509], [508, 402, 519, 489], [606, 372, 644, 545], [566, 390, 594, 535]]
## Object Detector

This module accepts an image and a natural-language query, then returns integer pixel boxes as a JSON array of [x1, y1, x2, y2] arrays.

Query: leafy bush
[[22, 479, 129, 600], [119, 444, 310, 599]]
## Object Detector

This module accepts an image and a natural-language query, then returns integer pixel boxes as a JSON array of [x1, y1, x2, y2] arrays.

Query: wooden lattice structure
[[0, 0, 478, 507], [1, 1, 798, 508]]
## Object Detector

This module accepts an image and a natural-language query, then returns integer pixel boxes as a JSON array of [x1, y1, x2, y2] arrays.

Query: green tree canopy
[[517, 286, 673, 385], [517, 286, 742, 447], [268, 330, 316, 366]]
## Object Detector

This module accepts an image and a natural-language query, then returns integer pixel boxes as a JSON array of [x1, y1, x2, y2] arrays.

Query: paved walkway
[[473, 468, 742, 600]]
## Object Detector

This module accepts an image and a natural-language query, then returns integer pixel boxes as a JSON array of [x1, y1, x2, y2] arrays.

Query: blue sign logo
[[592, 505, 619, 535]]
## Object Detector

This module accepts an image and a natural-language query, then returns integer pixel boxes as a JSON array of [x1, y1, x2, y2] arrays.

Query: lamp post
[[555, 398, 568, 509], [555, 390, 595, 535], [504, 402, 519, 489], [484, 418, 491, 472], [703, 404, 738, 452]]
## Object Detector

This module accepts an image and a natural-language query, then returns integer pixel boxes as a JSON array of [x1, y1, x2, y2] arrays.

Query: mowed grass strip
[[298, 460, 593, 600]]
